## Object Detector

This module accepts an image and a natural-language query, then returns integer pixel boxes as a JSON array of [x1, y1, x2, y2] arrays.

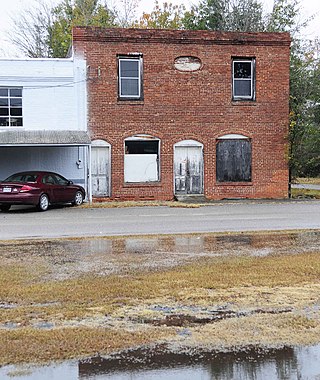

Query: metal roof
[[0, 130, 91, 146]]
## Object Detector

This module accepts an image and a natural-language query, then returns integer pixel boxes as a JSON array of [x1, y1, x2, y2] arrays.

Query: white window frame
[[124, 135, 160, 183], [118, 57, 142, 99], [0, 87, 23, 127], [232, 59, 255, 100]]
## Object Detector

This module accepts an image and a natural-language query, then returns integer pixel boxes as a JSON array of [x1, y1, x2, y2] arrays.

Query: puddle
[[1, 345, 320, 379], [0, 231, 319, 281], [1, 230, 320, 371]]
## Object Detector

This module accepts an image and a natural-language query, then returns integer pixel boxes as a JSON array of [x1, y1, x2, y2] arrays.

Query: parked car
[[0, 171, 86, 212]]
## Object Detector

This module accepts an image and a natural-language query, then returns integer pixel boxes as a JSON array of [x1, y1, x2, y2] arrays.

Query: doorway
[[174, 140, 203, 195], [91, 140, 110, 197]]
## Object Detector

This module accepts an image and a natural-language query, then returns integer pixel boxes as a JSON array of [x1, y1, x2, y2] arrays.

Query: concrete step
[[175, 194, 207, 203]]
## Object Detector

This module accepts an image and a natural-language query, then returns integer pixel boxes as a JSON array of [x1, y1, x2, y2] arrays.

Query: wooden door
[[91, 146, 110, 197], [174, 145, 203, 194]]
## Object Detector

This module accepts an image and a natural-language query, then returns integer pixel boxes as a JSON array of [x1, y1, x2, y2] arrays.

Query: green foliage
[[182, 0, 265, 32], [288, 39, 320, 178], [49, 0, 117, 57], [137, 1, 185, 29]]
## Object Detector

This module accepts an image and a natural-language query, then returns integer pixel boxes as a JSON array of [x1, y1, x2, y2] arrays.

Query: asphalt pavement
[[0, 200, 320, 240]]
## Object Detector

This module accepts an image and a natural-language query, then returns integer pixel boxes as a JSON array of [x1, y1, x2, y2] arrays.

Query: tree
[[115, 0, 141, 27], [137, 1, 185, 29], [9, 0, 140, 58], [183, 0, 265, 32], [49, 0, 117, 57], [289, 40, 320, 178], [8, 1, 55, 58]]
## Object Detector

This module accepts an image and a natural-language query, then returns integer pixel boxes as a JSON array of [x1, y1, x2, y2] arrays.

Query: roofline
[[73, 27, 291, 47]]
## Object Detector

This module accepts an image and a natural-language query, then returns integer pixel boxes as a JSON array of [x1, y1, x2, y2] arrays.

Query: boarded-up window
[[216, 139, 251, 182], [124, 138, 159, 183]]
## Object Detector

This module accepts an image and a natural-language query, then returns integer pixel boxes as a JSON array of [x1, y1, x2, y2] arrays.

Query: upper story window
[[118, 56, 143, 100], [232, 59, 255, 101], [0, 88, 23, 127]]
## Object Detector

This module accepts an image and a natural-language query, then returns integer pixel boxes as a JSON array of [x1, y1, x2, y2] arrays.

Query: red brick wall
[[73, 27, 291, 201]]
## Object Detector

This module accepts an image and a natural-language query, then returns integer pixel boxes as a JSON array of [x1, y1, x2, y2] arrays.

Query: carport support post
[[88, 144, 92, 203]]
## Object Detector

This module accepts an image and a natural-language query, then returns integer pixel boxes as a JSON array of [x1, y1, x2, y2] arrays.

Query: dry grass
[[291, 188, 320, 199], [81, 200, 201, 208], [0, 234, 320, 364], [0, 328, 173, 365]]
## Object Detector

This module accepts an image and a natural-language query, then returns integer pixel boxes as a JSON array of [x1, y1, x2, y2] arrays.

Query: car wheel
[[38, 194, 49, 211], [0, 204, 11, 212], [72, 191, 84, 206]]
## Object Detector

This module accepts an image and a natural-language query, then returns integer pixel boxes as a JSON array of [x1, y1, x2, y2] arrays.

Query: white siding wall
[[0, 146, 87, 186], [0, 57, 87, 131]]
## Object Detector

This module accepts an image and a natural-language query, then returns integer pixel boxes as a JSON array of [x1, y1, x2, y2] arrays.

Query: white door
[[91, 145, 110, 197], [174, 144, 203, 195]]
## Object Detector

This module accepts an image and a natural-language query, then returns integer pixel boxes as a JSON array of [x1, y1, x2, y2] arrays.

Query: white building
[[0, 57, 90, 199]]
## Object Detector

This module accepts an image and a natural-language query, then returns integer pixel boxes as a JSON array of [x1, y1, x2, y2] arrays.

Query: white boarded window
[[124, 135, 159, 183]]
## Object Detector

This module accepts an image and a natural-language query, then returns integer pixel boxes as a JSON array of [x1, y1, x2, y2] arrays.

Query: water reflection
[[1, 345, 320, 380], [0, 231, 319, 280]]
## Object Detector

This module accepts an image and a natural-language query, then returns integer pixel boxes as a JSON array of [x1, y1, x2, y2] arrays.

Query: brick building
[[73, 27, 291, 201]]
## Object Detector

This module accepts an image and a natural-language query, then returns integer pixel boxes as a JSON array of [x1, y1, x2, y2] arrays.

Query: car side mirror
[[68, 180, 73, 185]]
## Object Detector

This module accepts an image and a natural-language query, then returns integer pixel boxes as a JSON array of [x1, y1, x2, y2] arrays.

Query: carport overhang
[[0, 130, 91, 147], [0, 130, 92, 202]]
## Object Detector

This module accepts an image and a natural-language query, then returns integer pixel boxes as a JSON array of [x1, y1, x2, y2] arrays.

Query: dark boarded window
[[232, 59, 255, 100], [216, 139, 252, 182]]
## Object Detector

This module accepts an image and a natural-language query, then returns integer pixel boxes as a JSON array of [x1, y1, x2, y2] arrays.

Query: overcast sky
[[0, 0, 319, 57]]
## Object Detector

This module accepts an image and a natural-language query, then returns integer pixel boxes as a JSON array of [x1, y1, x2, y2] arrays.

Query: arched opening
[[91, 139, 111, 197], [174, 140, 204, 195], [216, 134, 251, 182], [124, 134, 160, 183]]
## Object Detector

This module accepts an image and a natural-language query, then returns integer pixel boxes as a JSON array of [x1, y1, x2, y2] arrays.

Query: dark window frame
[[0, 87, 23, 127], [232, 58, 256, 101], [216, 138, 252, 183], [118, 55, 143, 101]]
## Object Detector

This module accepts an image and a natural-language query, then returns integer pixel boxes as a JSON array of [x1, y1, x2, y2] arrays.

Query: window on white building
[[118, 56, 143, 100], [232, 59, 255, 100], [0, 88, 23, 127]]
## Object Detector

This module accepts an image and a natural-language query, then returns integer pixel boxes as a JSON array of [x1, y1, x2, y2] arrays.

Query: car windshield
[[3, 173, 38, 183]]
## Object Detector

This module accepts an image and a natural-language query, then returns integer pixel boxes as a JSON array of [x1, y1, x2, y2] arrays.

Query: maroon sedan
[[0, 171, 85, 212]]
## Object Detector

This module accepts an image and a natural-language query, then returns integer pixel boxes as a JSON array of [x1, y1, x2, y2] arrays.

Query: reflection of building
[[77, 347, 298, 379], [0, 57, 90, 196], [73, 27, 290, 201]]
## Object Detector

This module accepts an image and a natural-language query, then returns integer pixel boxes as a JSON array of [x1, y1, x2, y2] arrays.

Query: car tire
[[38, 194, 49, 211], [0, 204, 11, 212], [72, 191, 84, 206]]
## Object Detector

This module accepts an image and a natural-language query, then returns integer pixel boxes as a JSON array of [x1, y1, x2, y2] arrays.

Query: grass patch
[[0, 327, 172, 365], [291, 188, 320, 199], [81, 200, 201, 208]]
